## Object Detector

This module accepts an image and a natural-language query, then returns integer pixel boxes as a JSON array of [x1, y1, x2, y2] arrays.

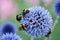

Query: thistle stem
[[52, 16, 59, 31], [44, 16, 59, 40], [31, 36, 34, 40], [45, 37, 49, 40]]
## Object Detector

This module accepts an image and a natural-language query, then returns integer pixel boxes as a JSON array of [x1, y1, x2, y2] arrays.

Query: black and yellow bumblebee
[[45, 29, 51, 37], [19, 24, 28, 30], [16, 9, 29, 30], [16, 9, 29, 22]]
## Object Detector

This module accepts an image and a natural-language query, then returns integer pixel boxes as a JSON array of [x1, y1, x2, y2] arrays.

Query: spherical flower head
[[1, 33, 22, 40], [0, 22, 17, 35], [54, 0, 60, 16], [21, 6, 53, 37]]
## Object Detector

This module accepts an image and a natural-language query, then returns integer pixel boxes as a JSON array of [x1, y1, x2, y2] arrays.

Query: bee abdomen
[[45, 30, 51, 37], [19, 24, 28, 30], [22, 9, 29, 15]]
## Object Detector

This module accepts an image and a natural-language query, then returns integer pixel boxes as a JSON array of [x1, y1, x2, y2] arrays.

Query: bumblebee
[[16, 9, 29, 30], [19, 24, 28, 30], [22, 9, 29, 15], [45, 30, 51, 37], [16, 9, 29, 22]]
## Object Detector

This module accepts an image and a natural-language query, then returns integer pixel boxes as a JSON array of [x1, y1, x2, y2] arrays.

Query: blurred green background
[[0, 0, 60, 40]]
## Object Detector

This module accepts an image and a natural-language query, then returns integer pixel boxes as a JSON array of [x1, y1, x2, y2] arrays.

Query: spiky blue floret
[[1, 33, 22, 40], [21, 6, 53, 37], [54, 0, 60, 16], [0, 22, 17, 35]]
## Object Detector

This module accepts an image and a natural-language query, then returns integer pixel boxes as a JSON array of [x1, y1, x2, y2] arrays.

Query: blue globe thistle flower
[[18, 6, 53, 37], [0, 22, 17, 35], [54, 0, 60, 16], [1, 33, 22, 40]]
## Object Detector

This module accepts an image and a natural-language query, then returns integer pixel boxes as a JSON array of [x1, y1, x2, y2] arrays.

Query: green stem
[[44, 16, 59, 40], [45, 37, 49, 40], [31, 36, 34, 40], [52, 16, 59, 31]]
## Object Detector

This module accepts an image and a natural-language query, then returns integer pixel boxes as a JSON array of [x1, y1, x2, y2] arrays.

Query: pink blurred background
[[0, 0, 52, 20], [0, 0, 18, 20]]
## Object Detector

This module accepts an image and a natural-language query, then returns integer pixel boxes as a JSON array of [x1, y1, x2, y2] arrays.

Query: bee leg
[[19, 27, 23, 30]]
